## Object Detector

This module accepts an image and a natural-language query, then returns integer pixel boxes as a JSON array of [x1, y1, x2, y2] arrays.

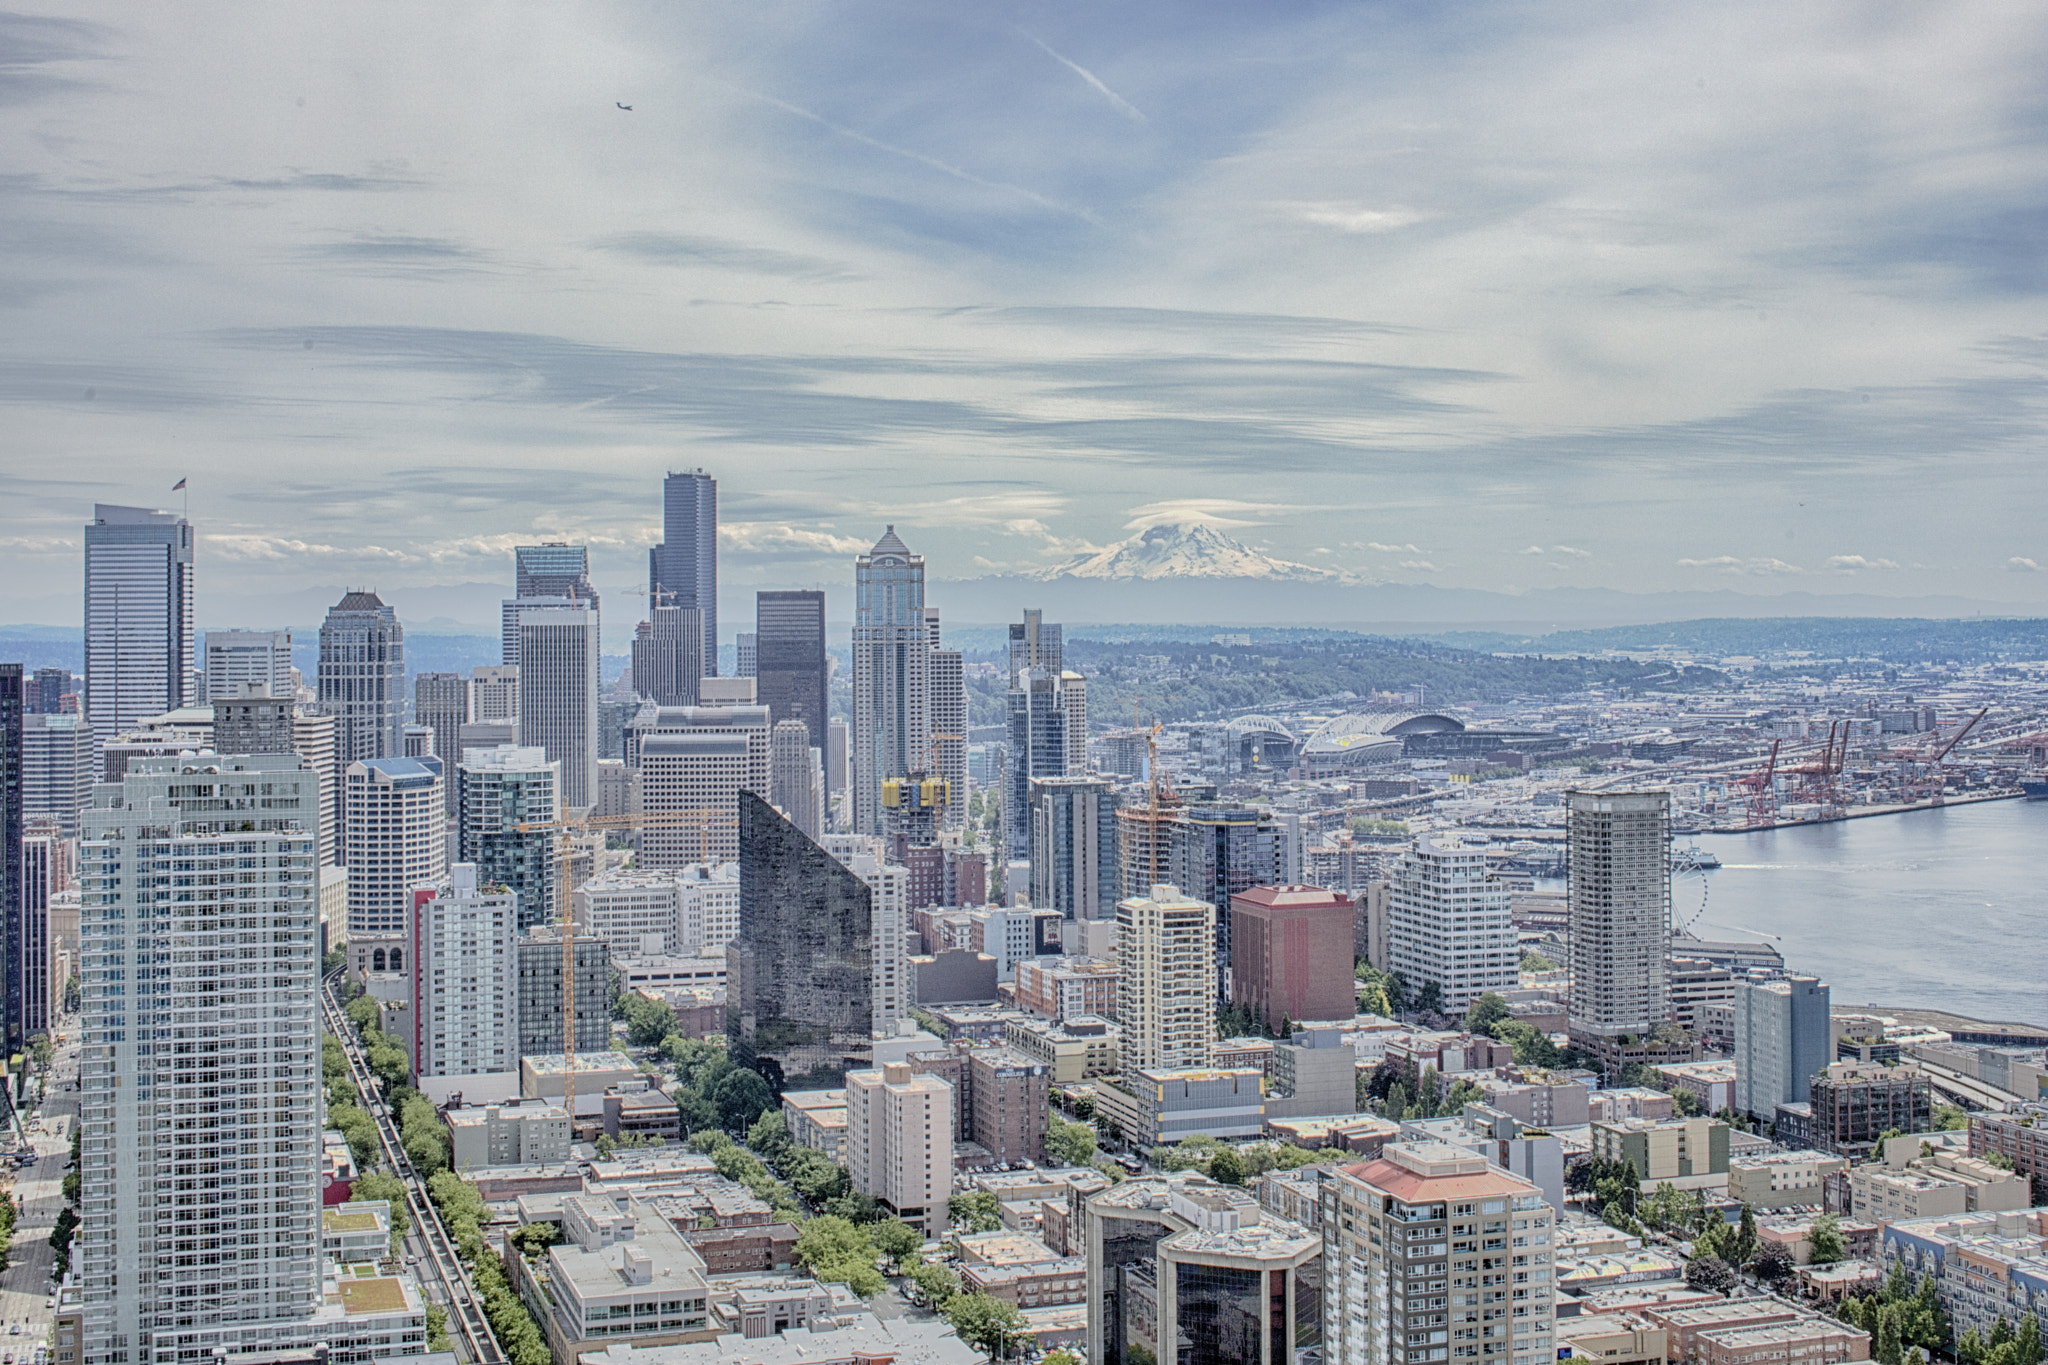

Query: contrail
[[747, 89, 1098, 223], [1020, 29, 1146, 123]]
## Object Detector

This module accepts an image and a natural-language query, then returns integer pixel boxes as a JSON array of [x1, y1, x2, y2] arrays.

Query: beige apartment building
[[847, 1062, 954, 1238], [1116, 883, 1216, 1076]]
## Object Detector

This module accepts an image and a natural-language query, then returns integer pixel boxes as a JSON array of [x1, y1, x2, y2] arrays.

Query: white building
[[1387, 831, 1518, 1013], [769, 718, 824, 839], [518, 604, 599, 809], [1117, 884, 1216, 1075], [414, 864, 520, 1078], [838, 850, 908, 1035], [292, 707, 342, 868], [678, 861, 741, 952], [78, 753, 327, 1360], [578, 869, 685, 957], [22, 711, 93, 837], [345, 755, 447, 936], [83, 503, 194, 754], [846, 1062, 953, 1237], [1566, 791, 1672, 1043], [625, 704, 771, 865], [203, 629, 294, 702], [471, 664, 520, 723], [445, 1099, 571, 1169]]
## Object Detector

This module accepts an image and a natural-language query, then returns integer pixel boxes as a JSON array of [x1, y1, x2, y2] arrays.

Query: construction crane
[[1784, 722, 1850, 820], [1733, 738, 1782, 829], [514, 808, 737, 1121], [1921, 707, 1988, 805]]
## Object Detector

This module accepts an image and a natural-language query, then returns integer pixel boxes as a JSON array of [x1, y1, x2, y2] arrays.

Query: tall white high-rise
[[846, 1062, 953, 1238], [22, 712, 94, 837], [517, 604, 599, 808], [414, 672, 469, 813], [625, 704, 770, 865], [851, 527, 928, 835], [1566, 790, 1672, 1046], [291, 708, 341, 868], [413, 863, 519, 1077], [1116, 884, 1216, 1075], [83, 503, 195, 751], [470, 664, 520, 724], [344, 756, 447, 936], [1388, 831, 1518, 1013], [203, 630, 293, 702], [924, 608, 968, 834], [769, 719, 824, 839], [317, 590, 405, 765], [78, 753, 324, 1358]]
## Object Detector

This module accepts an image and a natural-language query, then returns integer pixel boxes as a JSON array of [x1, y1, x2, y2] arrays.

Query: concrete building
[[292, 707, 342, 867], [518, 602, 599, 808], [516, 925, 612, 1058], [769, 718, 823, 838], [782, 1089, 849, 1164], [1734, 975, 1831, 1121], [413, 864, 520, 1078], [1810, 1063, 1933, 1158], [1657, 1058, 1737, 1117], [755, 590, 829, 794], [77, 753, 326, 1360], [344, 755, 446, 936], [1085, 1172, 1322, 1365], [578, 869, 684, 957], [203, 629, 293, 702], [846, 1062, 954, 1237], [1389, 833, 1518, 1014], [1591, 1116, 1732, 1194], [318, 588, 406, 765], [1727, 1151, 1850, 1210], [627, 703, 772, 865], [927, 608, 970, 836], [1566, 790, 1676, 1070], [1094, 1067, 1266, 1148], [1030, 774, 1119, 925], [1321, 1141, 1557, 1365], [513, 1194, 715, 1361], [415, 670, 469, 812], [447, 1098, 572, 1169], [651, 469, 720, 678], [632, 604, 704, 707], [1878, 1209, 2048, 1345], [851, 527, 930, 836], [211, 684, 294, 758], [22, 711, 93, 837], [1265, 1025, 1361, 1119], [457, 743, 560, 932], [83, 503, 195, 752], [1849, 1140, 2028, 1221], [1230, 884, 1357, 1031], [1005, 1015, 1122, 1083], [471, 663, 520, 723], [1118, 884, 1216, 1075]]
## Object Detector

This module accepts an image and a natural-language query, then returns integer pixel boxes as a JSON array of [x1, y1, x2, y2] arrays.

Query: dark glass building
[[651, 470, 718, 676], [729, 791, 874, 1089], [0, 664, 20, 1054], [1169, 804, 1284, 998], [755, 591, 828, 790]]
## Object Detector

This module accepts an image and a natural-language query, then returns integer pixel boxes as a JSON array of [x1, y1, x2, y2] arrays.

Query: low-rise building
[[510, 1195, 716, 1360], [1093, 1067, 1265, 1149], [1848, 1139, 2030, 1221], [606, 1084, 685, 1145], [1480, 1067, 1591, 1127], [1556, 1312, 1669, 1365], [1641, 1299, 1868, 1365], [579, 1316, 981, 1365], [781, 1088, 848, 1164], [1657, 1059, 1737, 1117], [1726, 1150, 1848, 1210], [1591, 1117, 1730, 1195], [1588, 1087, 1677, 1123], [1809, 1063, 1932, 1158], [1004, 1014, 1121, 1083], [1264, 1026, 1359, 1119], [706, 1277, 866, 1338], [446, 1097, 573, 1169], [520, 1053, 643, 1101], [323, 1201, 392, 1264], [1013, 956, 1118, 1021]]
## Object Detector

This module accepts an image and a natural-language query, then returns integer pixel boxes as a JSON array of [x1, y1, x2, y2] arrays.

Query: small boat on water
[[1671, 843, 1722, 869], [2025, 779, 2048, 802]]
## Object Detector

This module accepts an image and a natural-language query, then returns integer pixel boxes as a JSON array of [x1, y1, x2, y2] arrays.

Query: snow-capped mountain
[[1027, 521, 1340, 582]]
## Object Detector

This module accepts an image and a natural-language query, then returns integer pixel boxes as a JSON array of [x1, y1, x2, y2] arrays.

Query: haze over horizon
[[7, 3, 2048, 628]]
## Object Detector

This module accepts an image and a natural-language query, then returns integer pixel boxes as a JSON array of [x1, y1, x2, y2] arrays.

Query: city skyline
[[6, 6, 2048, 625]]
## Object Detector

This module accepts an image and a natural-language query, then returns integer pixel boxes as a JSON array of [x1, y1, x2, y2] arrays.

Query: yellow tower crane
[[514, 808, 738, 1122]]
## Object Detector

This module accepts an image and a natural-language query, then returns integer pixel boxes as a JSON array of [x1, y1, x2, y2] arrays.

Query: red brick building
[[1229, 885, 1356, 1031]]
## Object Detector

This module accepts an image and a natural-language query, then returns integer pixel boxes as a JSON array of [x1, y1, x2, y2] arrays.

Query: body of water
[[1684, 799, 2048, 1025]]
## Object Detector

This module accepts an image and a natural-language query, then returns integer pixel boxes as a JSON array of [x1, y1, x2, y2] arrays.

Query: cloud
[[206, 534, 414, 562], [1365, 542, 1422, 554], [594, 232, 858, 281], [1552, 545, 1593, 558], [2009, 557, 2041, 573], [1287, 203, 1428, 235], [1677, 556, 1805, 576], [1124, 499, 1296, 530], [1018, 30, 1145, 123], [1824, 554, 1901, 571], [719, 522, 869, 558], [1520, 545, 1545, 556], [1399, 559, 1438, 571]]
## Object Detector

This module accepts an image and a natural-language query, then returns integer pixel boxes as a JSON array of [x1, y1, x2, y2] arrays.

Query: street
[[0, 1034, 79, 1353]]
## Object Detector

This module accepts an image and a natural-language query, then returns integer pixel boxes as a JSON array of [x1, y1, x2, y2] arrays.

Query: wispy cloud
[[1825, 554, 1900, 571], [1124, 499, 1295, 530], [1677, 556, 1805, 576], [1365, 542, 1422, 554], [721, 522, 869, 558], [2009, 557, 2041, 573], [594, 232, 857, 281], [1018, 29, 1144, 123]]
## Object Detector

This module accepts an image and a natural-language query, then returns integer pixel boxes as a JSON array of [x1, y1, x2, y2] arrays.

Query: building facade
[[755, 591, 829, 793], [631, 604, 704, 707], [651, 470, 718, 674], [83, 504, 195, 753], [627, 703, 771, 865], [415, 670, 470, 812], [518, 603, 599, 808], [769, 719, 824, 839], [1388, 833, 1518, 1014], [1567, 790, 1672, 1052], [202, 630, 293, 702], [344, 755, 447, 936], [414, 864, 520, 1077], [1031, 774, 1120, 924], [317, 588, 405, 766], [516, 926, 613, 1058], [1733, 975, 1832, 1121], [1230, 884, 1358, 1030], [1118, 884, 1217, 1075], [457, 744, 560, 932], [22, 711, 93, 838], [847, 1062, 954, 1237], [851, 527, 928, 836]]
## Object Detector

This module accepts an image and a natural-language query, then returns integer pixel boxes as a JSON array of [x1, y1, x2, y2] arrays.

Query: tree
[[1733, 1203, 1760, 1267], [1415, 980, 1444, 1016], [1045, 1115, 1098, 1169], [949, 1191, 1003, 1233], [351, 1172, 412, 1251], [1933, 1105, 1969, 1131], [1809, 1213, 1847, 1266], [593, 1133, 616, 1161], [509, 1221, 562, 1257], [1685, 1255, 1737, 1295], [1208, 1148, 1248, 1186], [1672, 1089, 1704, 1117], [1751, 1242, 1795, 1286], [747, 1110, 792, 1158], [870, 1219, 923, 1266], [908, 1256, 960, 1309], [714, 1068, 775, 1132], [1519, 951, 1556, 973], [947, 1292, 1030, 1360], [623, 995, 679, 1048], [1465, 993, 1510, 1036], [405, 1127, 449, 1177]]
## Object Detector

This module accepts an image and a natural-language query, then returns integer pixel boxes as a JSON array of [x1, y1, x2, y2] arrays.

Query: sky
[[5, 1, 2048, 628]]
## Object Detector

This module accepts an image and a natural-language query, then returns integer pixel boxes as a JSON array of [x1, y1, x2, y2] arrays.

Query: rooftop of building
[[781, 1089, 847, 1113], [521, 1053, 645, 1076], [578, 1313, 979, 1365], [1343, 1141, 1542, 1202], [1730, 1149, 1845, 1168]]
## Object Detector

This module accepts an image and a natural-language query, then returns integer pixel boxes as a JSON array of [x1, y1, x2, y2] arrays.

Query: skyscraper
[[344, 755, 447, 936], [516, 926, 613, 1059], [78, 753, 325, 1359], [1166, 803, 1283, 997], [1117, 884, 1216, 1075], [211, 685, 295, 756], [734, 633, 757, 678], [1388, 832, 1518, 1013], [651, 470, 718, 676], [1006, 666, 1079, 859], [21, 711, 92, 838], [203, 630, 293, 701], [1566, 790, 1678, 1072], [83, 503, 195, 749], [413, 864, 520, 1078], [771, 719, 824, 838], [852, 527, 928, 835], [624, 703, 770, 865], [1230, 885, 1357, 1031], [292, 709, 341, 868], [29, 667, 72, 714], [458, 744, 561, 931], [415, 671, 469, 812], [0, 664, 20, 1055], [630, 605, 703, 705], [729, 790, 879, 1089], [1733, 974, 1832, 1121], [926, 608, 968, 834], [517, 603, 599, 808], [470, 664, 520, 723], [317, 589, 405, 765], [755, 590, 828, 790], [1030, 774, 1119, 923], [515, 542, 598, 607], [22, 830, 54, 1039]]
